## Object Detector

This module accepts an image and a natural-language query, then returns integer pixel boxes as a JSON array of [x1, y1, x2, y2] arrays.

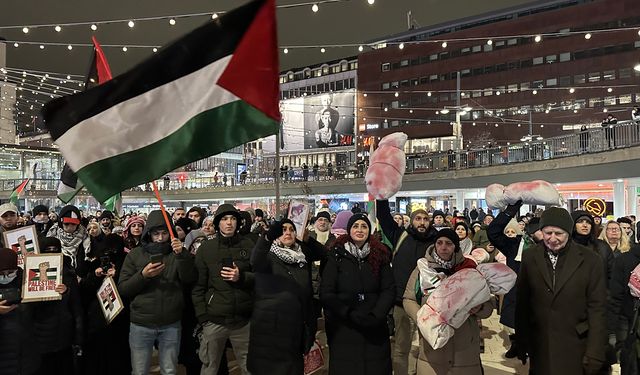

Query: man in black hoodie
[[118, 210, 195, 375], [376, 199, 438, 375]]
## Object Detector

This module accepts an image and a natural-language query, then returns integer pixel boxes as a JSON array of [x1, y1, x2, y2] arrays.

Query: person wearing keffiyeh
[[247, 219, 326, 375], [46, 205, 91, 272], [320, 213, 395, 375]]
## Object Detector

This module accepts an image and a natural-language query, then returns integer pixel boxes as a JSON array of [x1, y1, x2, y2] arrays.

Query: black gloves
[[349, 310, 379, 327], [504, 200, 523, 218], [266, 221, 284, 242]]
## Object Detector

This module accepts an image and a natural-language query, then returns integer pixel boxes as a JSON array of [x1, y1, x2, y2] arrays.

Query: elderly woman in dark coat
[[320, 213, 395, 375], [248, 219, 326, 375]]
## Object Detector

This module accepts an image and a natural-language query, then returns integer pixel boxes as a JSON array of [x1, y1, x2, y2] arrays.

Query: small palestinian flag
[[11, 238, 35, 255], [9, 178, 29, 205], [28, 267, 58, 281], [42, 0, 279, 202]]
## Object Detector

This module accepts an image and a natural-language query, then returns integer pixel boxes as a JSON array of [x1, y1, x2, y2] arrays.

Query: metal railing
[[2, 120, 639, 193]]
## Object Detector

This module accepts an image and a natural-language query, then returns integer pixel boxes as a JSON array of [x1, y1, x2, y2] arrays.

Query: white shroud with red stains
[[365, 132, 408, 200], [629, 264, 640, 298], [416, 264, 517, 349], [486, 180, 562, 210]]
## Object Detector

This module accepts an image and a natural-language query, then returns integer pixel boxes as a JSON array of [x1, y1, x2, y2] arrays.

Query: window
[[461, 69, 471, 77], [391, 120, 400, 127], [532, 80, 543, 88], [588, 72, 601, 83], [559, 76, 571, 86], [391, 81, 399, 89], [391, 101, 399, 109], [603, 70, 615, 80], [439, 93, 449, 102], [381, 63, 391, 72], [429, 54, 438, 61], [336, 80, 344, 90], [619, 94, 632, 104], [533, 57, 544, 65], [521, 59, 533, 68], [400, 80, 409, 87], [620, 68, 632, 79], [349, 62, 358, 70], [520, 82, 530, 91], [473, 67, 483, 75], [400, 60, 409, 67], [507, 38, 518, 46], [507, 84, 518, 93], [604, 96, 616, 106], [322, 66, 329, 74], [382, 82, 390, 90], [411, 78, 419, 86], [484, 65, 495, 74], [439, 52, 449, 59], [559, 52, 571, 62], [410, 58, 420, 66], [472, 45, 482, 53], [483, 44, 493, 52], [472, 90, 482, 98], [495, 40, 506, 49], [419, 77, 428, 84], [546, 55, 557, 64], [430, 74, 438, 82], [461, 47, 471, 54], [496, 63, 508, 72], [588, 98, 600, 107], [574, 74, 586, 84], [484, 88, 493, 96]]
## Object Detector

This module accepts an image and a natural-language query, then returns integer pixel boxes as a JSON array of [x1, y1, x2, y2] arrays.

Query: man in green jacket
[[192, 204, 255, 375], [119, 210, 195, 375]]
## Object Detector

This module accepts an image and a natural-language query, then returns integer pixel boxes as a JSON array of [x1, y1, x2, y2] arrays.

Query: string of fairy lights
[[1, 0, 640, 137]]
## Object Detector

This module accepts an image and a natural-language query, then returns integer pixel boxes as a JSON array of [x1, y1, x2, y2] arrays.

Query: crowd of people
[[1, 198, 640, 375]]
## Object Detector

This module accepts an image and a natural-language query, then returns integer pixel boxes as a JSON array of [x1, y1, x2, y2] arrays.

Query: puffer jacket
[[403, 247, 494, 375], [192, 234, 255, 325], [118, 211, 196, 327]]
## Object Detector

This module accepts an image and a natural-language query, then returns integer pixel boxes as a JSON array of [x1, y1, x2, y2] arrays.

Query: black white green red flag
[[9, 178, 29, 205], [42, 0, 280, 202]]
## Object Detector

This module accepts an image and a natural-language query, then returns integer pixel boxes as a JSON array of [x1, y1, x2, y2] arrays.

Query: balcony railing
[[2, 120, 639, 193]]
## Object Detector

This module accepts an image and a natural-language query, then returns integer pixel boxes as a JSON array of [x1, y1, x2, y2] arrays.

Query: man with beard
[[28, 205, 54, 243], [376, 199, 438, 375]]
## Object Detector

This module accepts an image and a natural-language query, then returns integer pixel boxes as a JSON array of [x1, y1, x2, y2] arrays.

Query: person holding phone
[[0, 247, 42, 375], [118, 210, 196, 375], [192, 204, 255, 375]]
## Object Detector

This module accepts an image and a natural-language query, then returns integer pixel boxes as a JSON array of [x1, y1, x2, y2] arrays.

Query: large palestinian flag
[[42, 0, 280, 202]]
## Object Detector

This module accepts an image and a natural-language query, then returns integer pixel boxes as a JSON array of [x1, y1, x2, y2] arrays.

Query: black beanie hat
[[617, 217, 633, 225], [99, 210, 114, 221], [255, 208, 264, 218], [175, 218, 197, 237], [347, 213, 371, 237], [432, 210, 445, 219], [0, 248, 18, 271], [571, 210, 594, 225], [281, 218, 296, 230], [526, 217, 541, 234], [540, 207, 574, 235], [455, 221, 469, 235], [435, 228, 461, 252], [39, 237, 62, 253], [32, 205, 49, 216], [316, 211, 331, 221]]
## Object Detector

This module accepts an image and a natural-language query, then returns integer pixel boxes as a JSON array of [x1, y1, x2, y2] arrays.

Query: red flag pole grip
[[151, 181, 175, 240]]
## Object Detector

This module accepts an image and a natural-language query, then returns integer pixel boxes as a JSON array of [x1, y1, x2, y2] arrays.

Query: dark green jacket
[[118, 210, 196, 327], [192, 234, 255, 325]]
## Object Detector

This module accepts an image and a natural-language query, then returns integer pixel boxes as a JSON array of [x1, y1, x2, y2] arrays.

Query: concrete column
[[613, 181, 626, 218], [456, 190, 465, 210], [627, 184, 638, 218]]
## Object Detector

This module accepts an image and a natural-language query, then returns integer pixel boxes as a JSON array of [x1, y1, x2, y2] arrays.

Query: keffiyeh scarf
[[432, 251, 454, 270], [344, 241, 371, 260], [47, 223, 91, 267], [270, 240, 307, 266]]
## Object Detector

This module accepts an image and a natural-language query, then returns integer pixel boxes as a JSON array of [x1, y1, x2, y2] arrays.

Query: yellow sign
[[584, 197, 607, 217]]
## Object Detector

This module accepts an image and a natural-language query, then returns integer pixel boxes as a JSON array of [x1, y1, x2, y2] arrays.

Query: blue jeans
[[129, 321, 181, 375]]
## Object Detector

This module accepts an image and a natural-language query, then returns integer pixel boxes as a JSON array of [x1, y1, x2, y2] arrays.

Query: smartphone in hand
[[149, 254, 164, 264], [221, 257, 234, 269], [0, 288, 21, 305]]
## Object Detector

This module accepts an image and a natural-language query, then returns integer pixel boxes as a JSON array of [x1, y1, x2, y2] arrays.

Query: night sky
[[0, 0, 532, 75]]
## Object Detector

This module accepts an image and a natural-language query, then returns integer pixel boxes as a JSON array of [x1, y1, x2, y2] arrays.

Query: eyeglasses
[[606, 227, 620, 232]]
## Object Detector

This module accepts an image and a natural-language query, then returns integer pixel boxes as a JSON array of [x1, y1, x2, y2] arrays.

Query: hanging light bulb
[[441, 41, 448, 48], [607, 87, 613, 93], [399, 43, 404, 50], [211, 13, 219, 19], [91, 24, 98, 31], [487, 39, 493, 45], [283, 48, 289, 54], [584, 33, 592, 40], [128, 20, 135, 28], [569, 88, 575, 93], [39, 45, 45, 49], [122, 46, 128, 52], [358, 45, 364, 52], [534, 35, 542, 43], [532, 90, 538, 95], [153, 47, 158, 53], [54, 25, 62, 32], [320, 48, 326, 53], [312, 3, 319, 12], [13, 43, 18, 48], [367, 0, 375, 4], [67, 45, 73, 50], [22, 27, 29, 34]]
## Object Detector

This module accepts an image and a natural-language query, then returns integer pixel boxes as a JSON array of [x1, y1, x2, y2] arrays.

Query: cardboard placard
[[2, 225, 40, 269], [288, 200, 310, 241], [97, 276, 125, 324], [21, 253, 62, 303]]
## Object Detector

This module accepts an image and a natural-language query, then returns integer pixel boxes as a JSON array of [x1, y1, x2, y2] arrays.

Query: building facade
[[358, 0, 640, 152]]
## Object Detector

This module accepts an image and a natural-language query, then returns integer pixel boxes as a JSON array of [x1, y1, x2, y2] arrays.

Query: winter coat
[[487, 212, 523, 328], [32, 256, 84, 353], [247, 236, 325, 375], [191, 234, 255, 325], [403, 247, 493, 375], [320, 236, 395, 375], [572, 235, 614, 288], [608, 245, 640, 342], [472, 226, 490, 248], [516, 240, 608, 375], [118, 211, 196, 327], [80, 252, 131, 375], [376, 199, 437, 305], [0, 269, 41, 375]]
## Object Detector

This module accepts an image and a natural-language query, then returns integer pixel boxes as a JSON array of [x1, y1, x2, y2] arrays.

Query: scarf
[[46, 223, 90, 267], [416, 258, 445, 296], [432, 251, 454, 269], [572, 233, 590, 247], [270, 240, 307, 266], [547, 250, 559, 270], [344, 241, 370, 260], [314, 230, 330, 245]]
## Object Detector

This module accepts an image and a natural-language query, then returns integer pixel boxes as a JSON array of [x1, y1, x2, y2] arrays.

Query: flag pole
[[275, 130, 281, 219], [151, 181, 175, 239]]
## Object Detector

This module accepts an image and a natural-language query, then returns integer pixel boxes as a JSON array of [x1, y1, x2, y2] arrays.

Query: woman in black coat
[[571, 210, 614, 287], [78, 234, 131, 375], [33, 237, 84, 375], [320, 213, 395, 375], [248, 219, 326, 375]]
